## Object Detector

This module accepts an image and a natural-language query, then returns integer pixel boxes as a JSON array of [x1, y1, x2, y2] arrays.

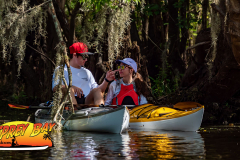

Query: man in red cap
[[52, 42, 115, 105]]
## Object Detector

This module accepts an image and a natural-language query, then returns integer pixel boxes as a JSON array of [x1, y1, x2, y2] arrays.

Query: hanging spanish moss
[[51, 44, 65, 124], [73, 1, 134, 68], [161, 41, 170, 75], [0, 0, 47, 76], [75, 3, 108, 53], [140, 0, 145, 13], [207, 0, 221, 80], [107, 3, 132, 68]]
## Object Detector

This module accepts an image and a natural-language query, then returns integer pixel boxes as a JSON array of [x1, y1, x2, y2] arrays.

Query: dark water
[[0, 125, 240, 159]]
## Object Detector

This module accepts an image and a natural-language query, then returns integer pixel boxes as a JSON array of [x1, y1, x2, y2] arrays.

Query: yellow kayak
[[129, 102, 204, 132]]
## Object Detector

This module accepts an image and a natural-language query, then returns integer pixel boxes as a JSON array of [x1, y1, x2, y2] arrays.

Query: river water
[[0, 125, 240, 159]]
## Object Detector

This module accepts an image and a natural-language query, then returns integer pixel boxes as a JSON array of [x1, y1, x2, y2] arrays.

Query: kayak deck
[[129, 103, 204, 131], [130, 104, 204, 122], [35, 106, 129, 133]]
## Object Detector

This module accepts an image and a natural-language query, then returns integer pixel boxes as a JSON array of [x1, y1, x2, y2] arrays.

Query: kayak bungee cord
[[137, 105, 163, 119], [146, 106, 173, 119], [129, 104, 153, 117], [136, 106, 158, 119]]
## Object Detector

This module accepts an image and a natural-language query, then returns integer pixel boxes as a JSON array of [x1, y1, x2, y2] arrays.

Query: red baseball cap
[[69, 42, 94, 55]]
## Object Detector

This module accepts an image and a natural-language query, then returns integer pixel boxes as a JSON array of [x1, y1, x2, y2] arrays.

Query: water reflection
[[49, 132, 67, 160], [58, 131, 130, 159], [50, 129, 205, 159], [0, 129, 205, 159], [128, 129, 205, 159]]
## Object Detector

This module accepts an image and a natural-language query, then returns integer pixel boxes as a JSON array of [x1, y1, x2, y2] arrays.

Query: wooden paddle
[[173, 102, 203, 110], [7, 103, 137, 109], [8, 102, 203, 110]]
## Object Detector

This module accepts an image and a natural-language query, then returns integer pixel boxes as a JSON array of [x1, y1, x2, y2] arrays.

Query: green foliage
[[75, 0, 142, 11], [173, 0, 202, 30], [0, 82, 37, 106], [0, 84, 35, 121], [10, 91, 28, 105], [133, 0, 204, 50], [225, 102, 229, 107], [142, 1, 167, 17], [150, 63, 182, 98]]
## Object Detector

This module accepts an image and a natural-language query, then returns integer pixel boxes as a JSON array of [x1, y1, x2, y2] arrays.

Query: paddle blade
[[8, 104, 30, 109], [173, 102, 203, 110]]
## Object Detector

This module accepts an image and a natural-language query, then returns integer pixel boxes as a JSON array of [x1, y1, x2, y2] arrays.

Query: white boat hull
[[129, 107, 204, 132], [0, 146, 48, 151], [35, 106, 129, 134]]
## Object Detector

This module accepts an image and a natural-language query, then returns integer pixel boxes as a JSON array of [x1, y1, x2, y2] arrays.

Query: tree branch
[[26, 43, 55, 66], [23, 0, 52, 14], [66, 1, 72, 16], [57, 0, 66, 11], [184, 41, 211, 67], [142, 28, 163, 52], [49, 1, 74, 123], [211, 3, 225, 17], [52, 0, 70, 45], [211, 3, 237, 27], [69, 2, 83, 46], [185, 41, 211, 54]]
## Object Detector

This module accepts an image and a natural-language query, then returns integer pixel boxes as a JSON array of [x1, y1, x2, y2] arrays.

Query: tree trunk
[[168, 0, 185, 74], [179, 0, 189, 62], [56, 0, 66, 11], [52, 0, 70, 46], [130, 12, 142, 50], [228, 0, 240, 64], [202, 0, 209, 29], [145, 0, 164, 79], [142, 13, 149, 49], [69, 2, 82, 47], [180, 0, 240, 104]]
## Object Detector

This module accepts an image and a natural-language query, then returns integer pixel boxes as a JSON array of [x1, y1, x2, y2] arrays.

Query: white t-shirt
[[52, 65, 98, 96], [105, 79, 148, 105]]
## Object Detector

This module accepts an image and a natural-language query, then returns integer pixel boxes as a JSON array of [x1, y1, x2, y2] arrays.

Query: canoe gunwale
[[35, 106, 125, 120]]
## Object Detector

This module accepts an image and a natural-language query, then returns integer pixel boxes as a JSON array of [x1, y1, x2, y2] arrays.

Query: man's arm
[[97, 79, 111, 93], [52, 85, 66, 93]]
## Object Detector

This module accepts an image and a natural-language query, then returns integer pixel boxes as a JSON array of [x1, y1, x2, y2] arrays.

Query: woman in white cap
[[104, 58, 149, 105], [80, 57, 149, 106]]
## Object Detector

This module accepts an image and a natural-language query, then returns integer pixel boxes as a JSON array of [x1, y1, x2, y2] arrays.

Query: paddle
[[8, 103, 137, 110], [173, 102, 203, 110], [8, 102, 203, 110], [8, 104, 52, 109]]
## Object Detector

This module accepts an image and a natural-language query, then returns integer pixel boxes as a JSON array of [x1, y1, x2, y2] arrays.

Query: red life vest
[[111, 83, 139, 105]]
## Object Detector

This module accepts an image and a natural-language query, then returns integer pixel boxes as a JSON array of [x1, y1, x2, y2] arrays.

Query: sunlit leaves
[[76, 0, 141, 11], [143, 1, 166, 17]]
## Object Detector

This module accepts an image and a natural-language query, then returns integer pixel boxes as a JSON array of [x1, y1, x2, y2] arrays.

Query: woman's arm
[[104, 82, 116, 105]]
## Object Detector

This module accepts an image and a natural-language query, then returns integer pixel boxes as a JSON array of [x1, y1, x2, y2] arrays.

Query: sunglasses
[[117, 65, 131, 70], [80, 54, 88, 60]]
